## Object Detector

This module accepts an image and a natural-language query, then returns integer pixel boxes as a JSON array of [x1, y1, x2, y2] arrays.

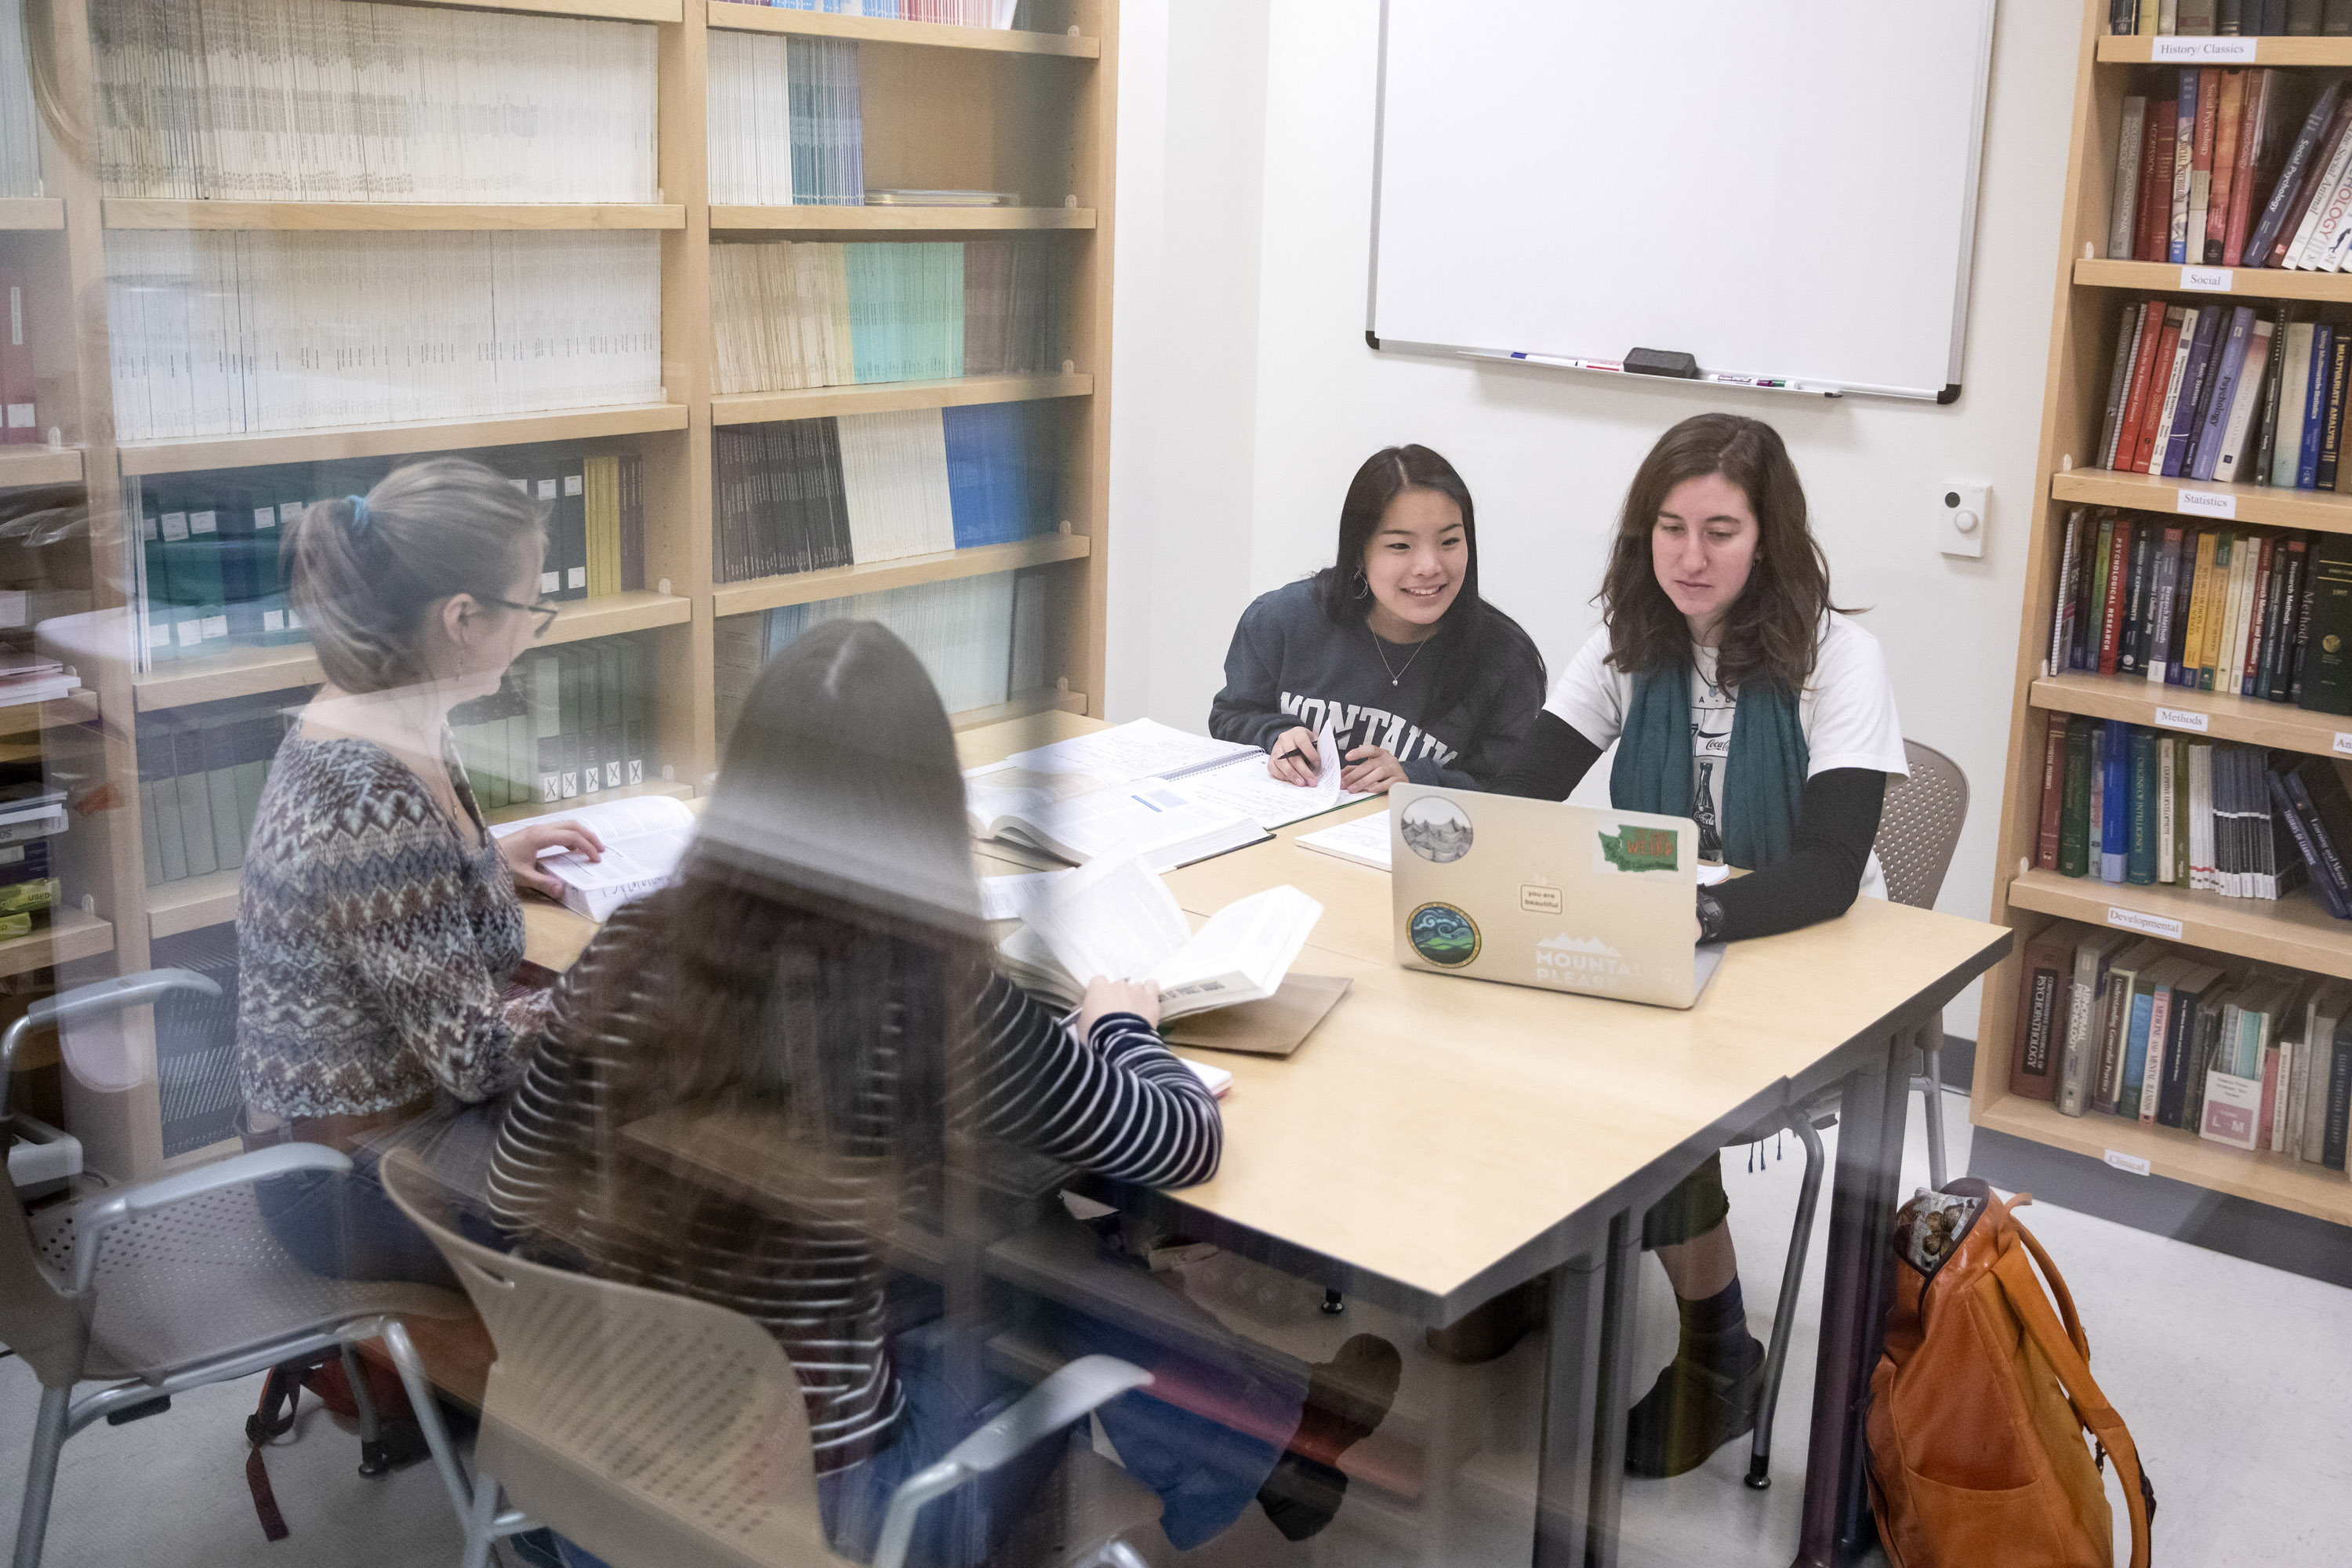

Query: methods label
[[2154, 706, 2209, 732]]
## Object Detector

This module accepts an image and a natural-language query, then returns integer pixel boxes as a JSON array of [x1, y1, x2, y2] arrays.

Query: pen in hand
[[1266, 726, 1323, 787]]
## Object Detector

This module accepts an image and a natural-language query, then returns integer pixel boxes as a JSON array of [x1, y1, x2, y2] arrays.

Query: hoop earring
[[1352, 568, 1370, 599]]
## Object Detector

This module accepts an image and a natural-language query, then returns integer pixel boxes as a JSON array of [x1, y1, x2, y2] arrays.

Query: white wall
[[1110, 0, 2079, 1036]]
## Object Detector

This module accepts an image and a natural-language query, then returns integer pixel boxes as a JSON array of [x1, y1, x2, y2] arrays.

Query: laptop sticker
[[1519, 884, 1563, 913], [1534, 934, 1635, 990], [1399, 796, 1473, 862], [1406, 902, 1481, 967], [1595, 821, 1679, 876]]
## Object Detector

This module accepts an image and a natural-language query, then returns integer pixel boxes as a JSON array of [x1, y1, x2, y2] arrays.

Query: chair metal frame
[[2, 970, 473, 1568]]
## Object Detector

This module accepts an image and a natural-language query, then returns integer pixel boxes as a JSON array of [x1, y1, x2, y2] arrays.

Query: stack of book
[[137, 695, 295, 889], [715, 0, 1019, 22], [2040, 508, 2352, 713], [0, 653, 74, 707], [712, 237, 1062, 394], [714, 401, 1056, 582], [714, 566, 1044, 736], [104, 230, 663, 441], [0, 0, 37, 198], [2007, 917, 2352, 1177], [93, 0, 659, 203], [706, 33, 863, 206], [2112, 3, 2352, 37], [2030, 721, 2302, 901], [452, 635, 655, 809], [132, 445, 645, 673]]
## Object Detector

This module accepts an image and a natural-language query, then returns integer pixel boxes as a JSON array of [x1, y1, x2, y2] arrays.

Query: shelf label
[[2153, 37, 2257, 62], [2175, 488, 2236, 521], [2154, 706, 2209, 732], [2106, 906, 2183, 942], [2336, 732, 2352, 757], [2180, 265, 2233, 292], [2103, 1149, 2153, 1178]]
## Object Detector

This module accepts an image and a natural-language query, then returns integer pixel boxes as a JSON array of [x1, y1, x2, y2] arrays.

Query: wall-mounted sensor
[[1939, 482, 1987, 560]]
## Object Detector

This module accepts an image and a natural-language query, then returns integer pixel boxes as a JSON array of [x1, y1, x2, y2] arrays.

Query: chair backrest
[[378, 1152, 833, 1568], [1872, 739, 1969, 912]]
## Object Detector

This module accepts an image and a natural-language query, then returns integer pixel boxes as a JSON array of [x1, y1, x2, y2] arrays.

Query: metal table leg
[[1792, 1031, 1912, 1568], [1532, 1246, 1606, 1567], [1585, 1212, 1640, 1568]]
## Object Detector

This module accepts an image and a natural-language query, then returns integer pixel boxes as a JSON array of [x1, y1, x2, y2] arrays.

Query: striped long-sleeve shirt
[[485, 890, 1221, 1472]]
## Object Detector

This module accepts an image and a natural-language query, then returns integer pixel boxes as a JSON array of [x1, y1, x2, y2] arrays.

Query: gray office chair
[[0, 970, 478, 1568], [1740, 739, 1968, 1490]]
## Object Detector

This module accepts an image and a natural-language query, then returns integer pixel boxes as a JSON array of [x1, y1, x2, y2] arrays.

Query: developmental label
[[2153, 706, 2209, 732], [2174, 488, 2236, 520], [2153, 36, 2256, 62], [2180, 266, 2233, 292], [2103, 1149, 2153, 1178], [2107, 906, 2183, 942]]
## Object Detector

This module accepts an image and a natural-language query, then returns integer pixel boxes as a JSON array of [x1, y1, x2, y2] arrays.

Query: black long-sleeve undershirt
[[1490, 710, 1886, 942]]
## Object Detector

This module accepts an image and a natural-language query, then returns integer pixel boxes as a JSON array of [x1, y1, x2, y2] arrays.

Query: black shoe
[[1254, 1334, 1403, 1541], [1257, 1451, 1350, 1542], [1624, 1335, 1766, 1479], [1424, 1275, 1548, 1364]]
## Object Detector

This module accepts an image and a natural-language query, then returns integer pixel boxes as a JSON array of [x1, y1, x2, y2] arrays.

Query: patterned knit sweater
[[237, 723, 552, 1118], [486, 891, 1222, 1473]]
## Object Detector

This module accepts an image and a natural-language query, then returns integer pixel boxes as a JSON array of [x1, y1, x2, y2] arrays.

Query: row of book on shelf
[[707, 34, 864, 207], [2110, 72, 2352, 272], [2096, 299, 2352, 491], [715, 0, 1020, 21], [93, 0, 659, 204], [2007, 919, 2352, 1175], [132, 447, 646, 671], [715, 401, 1057, 583], [2112, 1, 2352, 34], [711, 238, 1063, 394], [2044, 510, 2352, 711], [106, 230, 662, 442]]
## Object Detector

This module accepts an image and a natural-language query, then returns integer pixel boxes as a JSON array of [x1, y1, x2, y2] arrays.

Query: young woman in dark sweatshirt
[[1208, 445, 1545, 793]]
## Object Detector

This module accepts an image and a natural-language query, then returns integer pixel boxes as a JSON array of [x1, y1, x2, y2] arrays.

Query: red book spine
[[2245, 533, 2278, 688], [2195, 68, 2222, 212], [2224, 71, 2270, 266], [0, 270, 33, 447], [2100, 521, 2132, 674], [2036, 710, 2068, 870], [2114, 303, 2165, 469], [2132, 310, 2187, 473], [2142, 102, 2181, 262], [2209, 71, 2247, 260]]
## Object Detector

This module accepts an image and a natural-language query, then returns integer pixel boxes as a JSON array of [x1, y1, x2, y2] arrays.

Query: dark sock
[[1677, 1278, 1758, 1374]]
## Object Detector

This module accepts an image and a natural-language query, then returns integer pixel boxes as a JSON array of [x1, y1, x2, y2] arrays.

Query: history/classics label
[[2107, 906, 2184, 942], [2153, 706, 2209, 732], [2180, 266, 2233, 292], [2174, 488, 2236, 521], [2152, 37, 2256, 62], [2103, 1149, 2153, 1178]]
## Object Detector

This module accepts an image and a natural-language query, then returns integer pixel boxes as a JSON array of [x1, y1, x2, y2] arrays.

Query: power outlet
[[1938, 482, 1987, 559]]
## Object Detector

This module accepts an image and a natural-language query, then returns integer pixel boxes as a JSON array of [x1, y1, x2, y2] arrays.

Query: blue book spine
[[2102, 720, 2132, 883], [2190, 307, 2257, 481], [2165, 308, 2225, 477], [2303, 325, 2336, 488], [2128, 728, 2158, 884], [2120, 991, 2157, 1116], [2171, 69, 2199, 265]]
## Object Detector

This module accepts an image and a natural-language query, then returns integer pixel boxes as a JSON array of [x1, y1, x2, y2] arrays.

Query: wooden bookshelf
[[103, 201, 687, 231], [392, 0, 682, 21], [712, 371, 1090, 425], [706, 5, 1099, 56], [0, 909, 114, 982], [1982, 2, 2352, 1232], [713, 532, 1090, 617], [0, 690, 96, 735], [117, 404, 692, 477], [2073, 256, 2352, 304], [2049, 466, 2352, 534], [949, 685, 1090, 732], [0, 198, 63, 231], [710, 205, 1095, 232], [2095, 34, 2352, 67], [0, 448, 82, 487]]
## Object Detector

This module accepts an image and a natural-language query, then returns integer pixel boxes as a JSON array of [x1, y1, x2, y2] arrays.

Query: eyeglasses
[[480, 593, 561, 638]]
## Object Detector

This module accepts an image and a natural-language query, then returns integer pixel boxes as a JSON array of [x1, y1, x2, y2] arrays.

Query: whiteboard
[[1367, 0, 1997, 402]]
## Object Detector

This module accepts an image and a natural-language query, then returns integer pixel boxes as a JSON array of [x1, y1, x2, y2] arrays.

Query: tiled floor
[[2, 1087, 2346, 1566]]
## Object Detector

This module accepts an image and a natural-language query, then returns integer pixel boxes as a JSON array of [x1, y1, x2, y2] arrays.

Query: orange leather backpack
[[1867, 1178, 2154, 1568]]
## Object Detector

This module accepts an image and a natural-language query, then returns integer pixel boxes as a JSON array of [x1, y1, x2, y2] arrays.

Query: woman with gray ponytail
[[235, 456, 605, 1283]]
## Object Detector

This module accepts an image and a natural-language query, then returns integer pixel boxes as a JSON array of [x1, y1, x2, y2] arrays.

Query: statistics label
[[2153, 37, 2256, 62], [2180, 266, 2232, 292], [2153, 706, 2209, 732], [2174, 488, 2236, 521], [2103, 1149, 2153, 1178], [2106, 906, 2183, 942]]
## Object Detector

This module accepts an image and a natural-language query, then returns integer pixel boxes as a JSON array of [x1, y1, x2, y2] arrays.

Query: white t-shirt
[[1544, 613, 1909, 898]]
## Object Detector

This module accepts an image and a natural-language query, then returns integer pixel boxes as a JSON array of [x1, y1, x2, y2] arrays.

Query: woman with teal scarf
[[1458, 413, 1910, 1480]]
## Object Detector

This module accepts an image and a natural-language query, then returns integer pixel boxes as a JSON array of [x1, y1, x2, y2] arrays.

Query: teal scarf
[[1610, 659, 1809, 869]]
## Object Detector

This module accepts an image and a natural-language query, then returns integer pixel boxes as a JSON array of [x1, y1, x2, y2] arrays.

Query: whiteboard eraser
[[1626, 348, 1700, 379]]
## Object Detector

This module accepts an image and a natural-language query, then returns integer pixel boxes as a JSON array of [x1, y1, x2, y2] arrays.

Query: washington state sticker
[[1595, 820, 1679, 875]]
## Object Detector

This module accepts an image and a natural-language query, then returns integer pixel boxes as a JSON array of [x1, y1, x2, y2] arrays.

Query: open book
[[996, 851, 1323, 1020], [489, 793, 697, 922]]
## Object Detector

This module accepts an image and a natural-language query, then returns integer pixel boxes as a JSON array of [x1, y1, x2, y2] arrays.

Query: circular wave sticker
[[1400, 795, 1474, 863], [1406, 901, 1482, 968]]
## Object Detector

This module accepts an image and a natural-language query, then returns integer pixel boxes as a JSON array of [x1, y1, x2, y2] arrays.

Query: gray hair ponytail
[[284, 456, 546, 694]]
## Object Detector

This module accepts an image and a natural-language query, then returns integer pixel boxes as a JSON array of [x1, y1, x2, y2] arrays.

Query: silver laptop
[[1389, 785, 1727, 1010]]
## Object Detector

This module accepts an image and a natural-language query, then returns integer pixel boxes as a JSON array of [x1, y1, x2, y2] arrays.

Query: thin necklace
[[1370, 623, 1429, 688]]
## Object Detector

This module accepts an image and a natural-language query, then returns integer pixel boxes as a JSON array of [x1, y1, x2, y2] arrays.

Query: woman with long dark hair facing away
[[1481, 412, 1908, 1477], [237, 457, 601, 1283], [1209, 444, 1545, 793], [488, 621, 1403, 1566]]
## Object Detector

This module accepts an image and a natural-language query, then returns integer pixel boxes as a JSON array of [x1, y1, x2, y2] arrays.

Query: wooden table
[[520, 712, 2009, 1568]]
